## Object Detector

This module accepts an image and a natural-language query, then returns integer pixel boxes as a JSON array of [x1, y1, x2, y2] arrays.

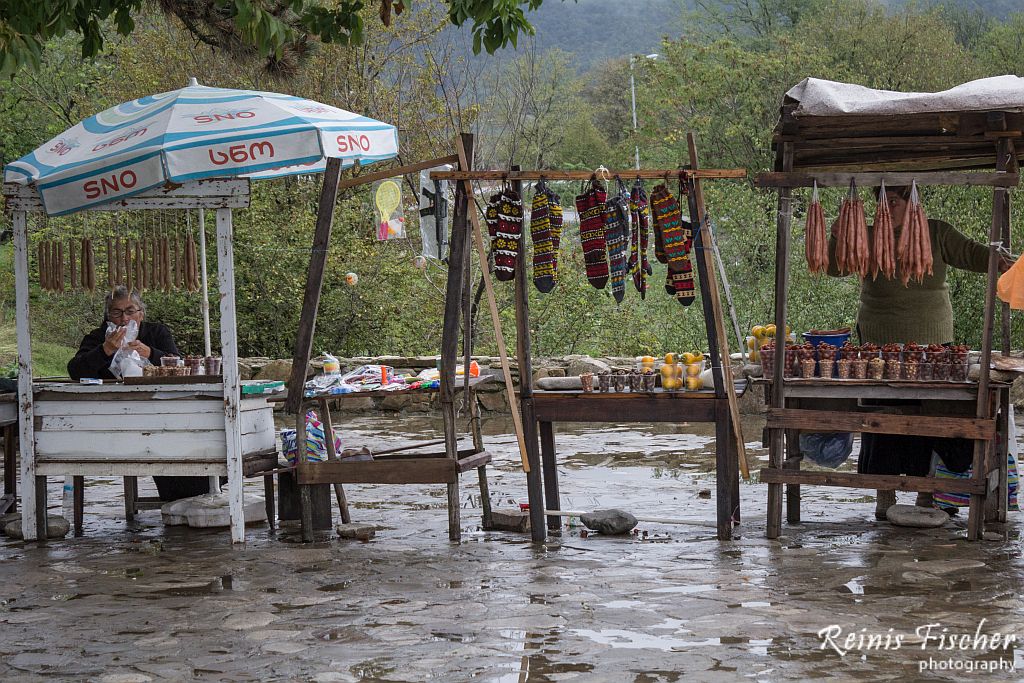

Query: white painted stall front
[[4, 179, 261, 543]]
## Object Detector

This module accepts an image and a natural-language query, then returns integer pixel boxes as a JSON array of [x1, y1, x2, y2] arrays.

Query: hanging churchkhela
[[897, 180, 933, 286], [870, 180, 897, 281], [804, 181, 828, 274], [835, 179, 869, 278]]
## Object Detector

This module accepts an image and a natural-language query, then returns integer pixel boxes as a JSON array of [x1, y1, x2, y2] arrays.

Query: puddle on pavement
[[1, 411, 1022, 680]]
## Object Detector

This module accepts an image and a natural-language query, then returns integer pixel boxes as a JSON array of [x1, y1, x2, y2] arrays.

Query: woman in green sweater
[[829, 185, 1011, 518]]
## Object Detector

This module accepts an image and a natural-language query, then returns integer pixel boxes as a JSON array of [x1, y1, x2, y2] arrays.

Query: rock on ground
[[3, 514, 71, 539], [886, 504, 948, 528], [336, 523, 376, 541], [535, 376, 582, 391], [580, 509, 638, 535], [567, 357, 612, 376], [159, 494, 267, 528]]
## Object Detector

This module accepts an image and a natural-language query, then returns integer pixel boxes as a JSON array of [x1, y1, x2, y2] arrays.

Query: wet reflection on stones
[[0, 412, 1020, 680]]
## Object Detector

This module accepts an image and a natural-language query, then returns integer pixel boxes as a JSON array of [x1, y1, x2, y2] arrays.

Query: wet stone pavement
[[2, 414, 1024, 682]]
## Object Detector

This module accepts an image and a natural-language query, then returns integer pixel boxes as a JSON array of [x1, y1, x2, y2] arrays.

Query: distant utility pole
[[629, 53, 659, 171]]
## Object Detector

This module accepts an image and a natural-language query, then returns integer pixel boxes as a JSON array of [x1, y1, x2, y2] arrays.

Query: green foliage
[[0, 0, 553, 79]]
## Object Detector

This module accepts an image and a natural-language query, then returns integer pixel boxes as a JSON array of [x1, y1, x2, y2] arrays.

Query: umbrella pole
[[199, 207, 212, 357]]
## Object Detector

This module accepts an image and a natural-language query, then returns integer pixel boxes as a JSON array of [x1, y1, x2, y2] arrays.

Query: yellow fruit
[[765, 324, 777, 337], [747, 337, 756, 350], [640, 355, 655, 365], [660, 364, 675, 378], [675, 365, 684, 379], [785, 324, 792, 336], [751, 325, 766, 339], [662, 377, 678, 390], [686, 376, 704, 391], [686, 363, 702, 377], [692, 351, 704, 361], [664, 353, 676, 365], [682, 352, 695, 364]]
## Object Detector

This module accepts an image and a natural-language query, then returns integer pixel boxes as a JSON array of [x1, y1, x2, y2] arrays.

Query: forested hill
[[513, 0, 1019, 70], [524, 0, 685, 68]]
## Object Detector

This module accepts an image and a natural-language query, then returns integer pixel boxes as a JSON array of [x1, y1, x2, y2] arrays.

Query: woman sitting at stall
[[68, 286, 211, 502], [68, 286, 179, 380], [830, 185, 1014, 518]]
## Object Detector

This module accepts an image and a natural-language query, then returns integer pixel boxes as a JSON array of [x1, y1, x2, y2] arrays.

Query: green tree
[[974, 13, 1024, 76], [0, 0, 553, 79]]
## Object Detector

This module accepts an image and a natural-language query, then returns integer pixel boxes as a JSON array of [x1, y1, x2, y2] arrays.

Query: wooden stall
[[3, 179, 265, 543], [755, 79, 1023, 540], [433, 135, 750, 541], [285, 134, 513, 542]]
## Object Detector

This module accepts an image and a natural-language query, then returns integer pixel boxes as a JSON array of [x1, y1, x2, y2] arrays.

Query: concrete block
[[489, 509, 530, 533], [336, 523, 376, 541]]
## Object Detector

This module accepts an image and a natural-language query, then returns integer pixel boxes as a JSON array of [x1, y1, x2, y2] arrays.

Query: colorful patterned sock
[[629, 181, 651, 298], [575, 180, 608, 289], [547, 189, 563, 280], [604, 192, 630, 303], [651, 184, 696, 306], [653, 188, 667, 264], [530, 189, 557, 293], [484, 193, 501, 240], [493, 189, 523, 282]]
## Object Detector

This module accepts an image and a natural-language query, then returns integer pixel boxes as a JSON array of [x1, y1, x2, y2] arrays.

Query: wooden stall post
[[767, 143, 794, 540], [216, 207, 246, 544], [289, 157, 343, 542], [509, 167, 548, 540], [440, 133, 474, 541], [458, 156, 494, 531], [687, 136, 749, 483], [12, 209, 39, 541]]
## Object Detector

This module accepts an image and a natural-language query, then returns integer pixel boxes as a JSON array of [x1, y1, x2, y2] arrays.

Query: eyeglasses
[[109, 307, 140, 319]]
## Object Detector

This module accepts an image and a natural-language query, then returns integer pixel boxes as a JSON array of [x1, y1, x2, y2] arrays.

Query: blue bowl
[[802, 329, 852, 348]]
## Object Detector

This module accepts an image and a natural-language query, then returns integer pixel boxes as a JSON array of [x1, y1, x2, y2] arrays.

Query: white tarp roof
[[785, 75, 1024, 118]]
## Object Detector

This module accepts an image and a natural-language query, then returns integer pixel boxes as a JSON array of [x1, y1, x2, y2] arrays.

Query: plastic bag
[[281, 410, 342, 465], [419, 165, 452, 260], [997, 257, 1024, 309], [106, 319, 147, 379], [799, 432, 854, 469]]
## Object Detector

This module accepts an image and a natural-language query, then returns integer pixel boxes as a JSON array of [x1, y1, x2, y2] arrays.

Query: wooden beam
[[759, 469, 986, 494], [431, 169, 746, 181], [297, 458, 459, 485], [686, 134, 749, 481], [767, 141, 794, 540], [457, 144, 530, 474], [766, 408, 996, 440], [754, 171, 1019, 189], [3, 179, 250, 213], [12, 210, 37, 540], [337, 154, 460, 191], [285, 157, 343, 415]]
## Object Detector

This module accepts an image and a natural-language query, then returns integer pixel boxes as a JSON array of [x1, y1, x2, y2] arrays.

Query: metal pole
[[708, 219, 745, 361], [199, 208, 212, 357], [630, 57, 640, 171]]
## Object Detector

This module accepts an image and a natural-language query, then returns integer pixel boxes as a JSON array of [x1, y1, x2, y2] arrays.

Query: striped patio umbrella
[[3, 79, 399, 215]]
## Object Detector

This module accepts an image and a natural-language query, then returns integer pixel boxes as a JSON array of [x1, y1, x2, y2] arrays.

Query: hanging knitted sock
[[651, 184, 696, 306], [653, 184, 668, 264], [547, 189, 563, 281], [575, 180, 608, 289], [604, 192, 629, 303], [484, 193, 501, 240], [530, 189, 556, 293], [629, 181, 651, 298], [493, 189, 523, 282]]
